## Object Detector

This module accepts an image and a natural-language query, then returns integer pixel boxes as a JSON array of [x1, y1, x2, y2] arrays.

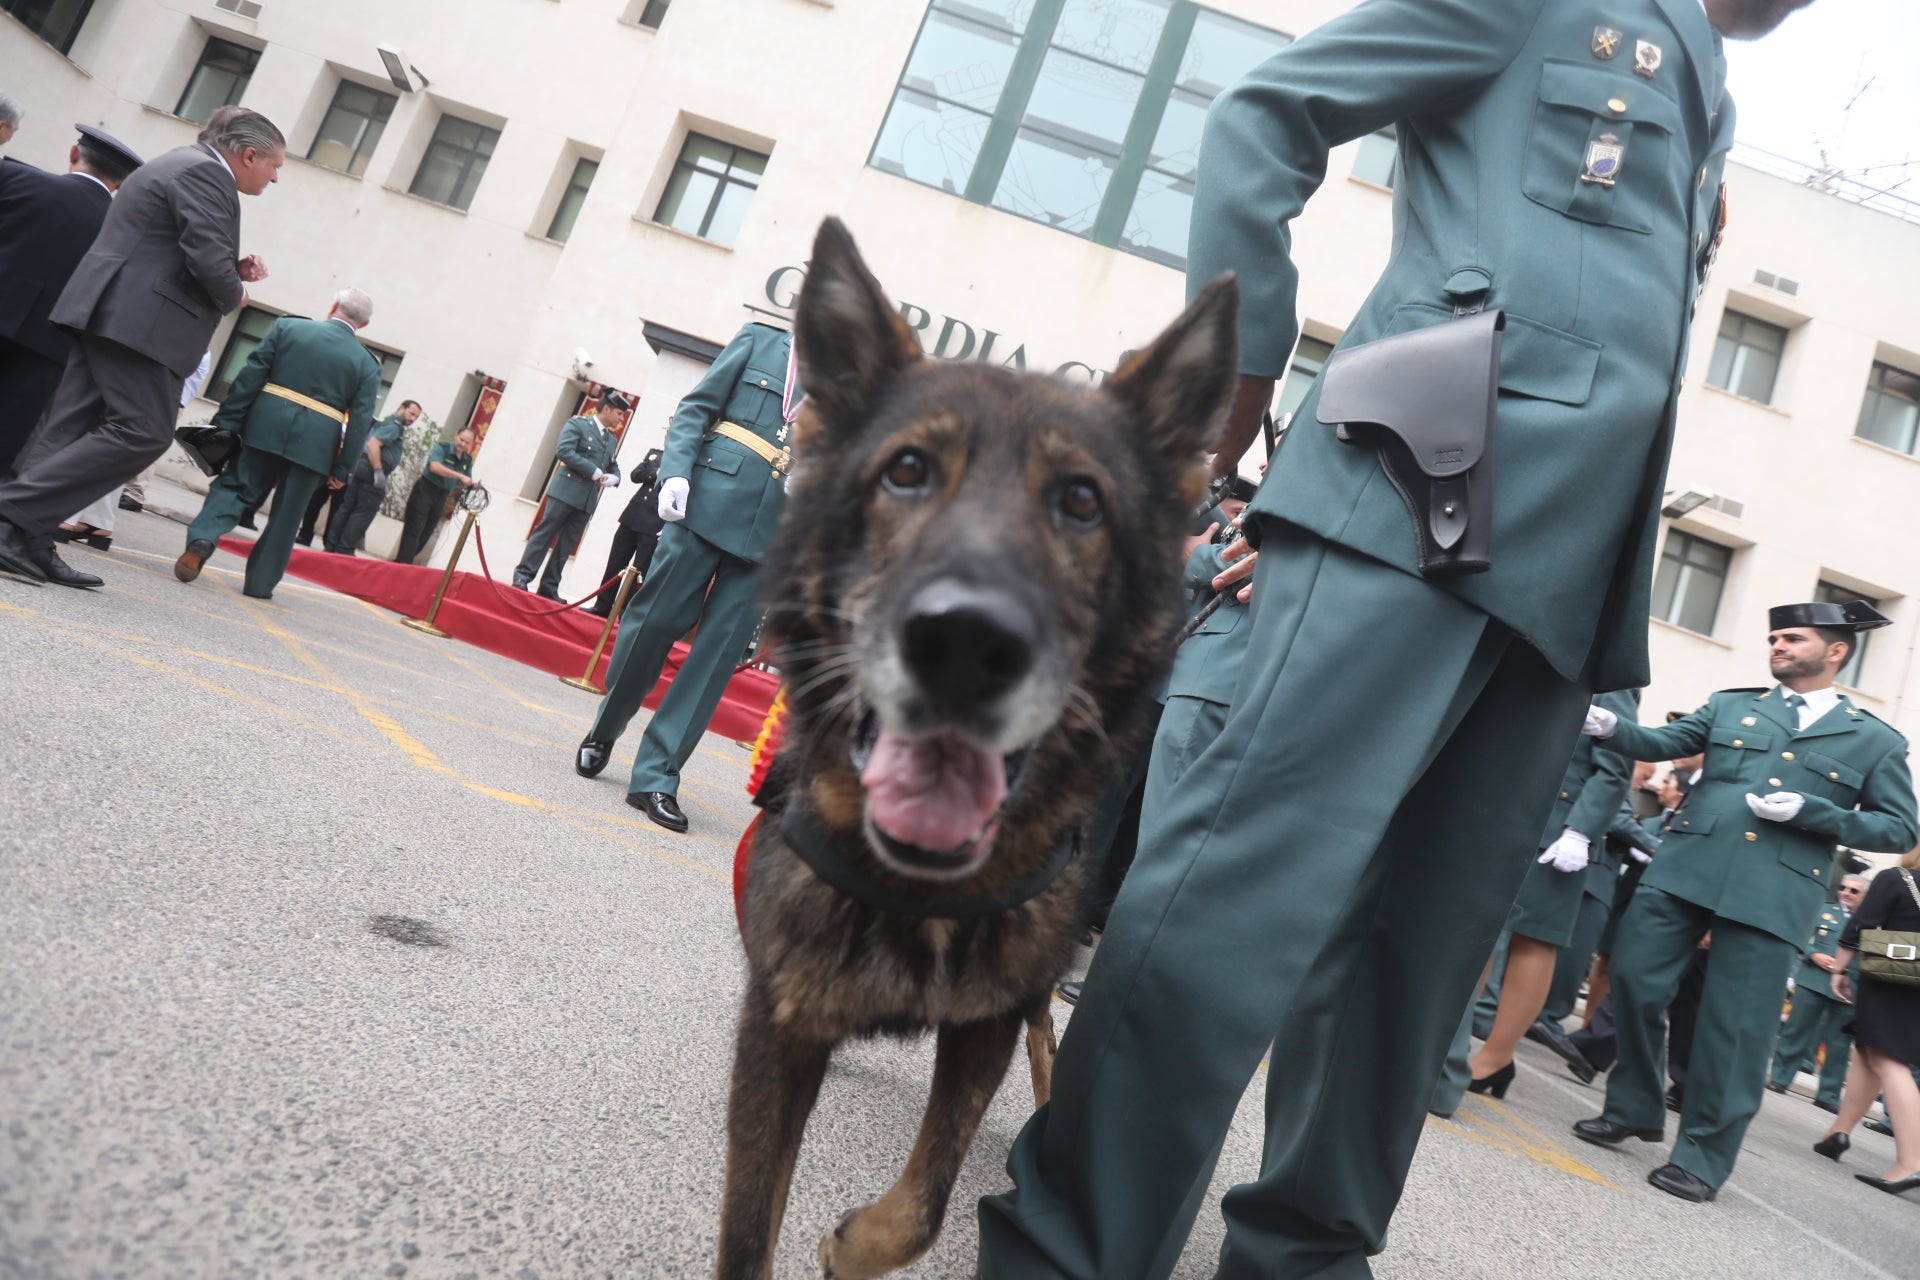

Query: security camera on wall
[[572, 348, 596, 381], [376, 45, 429, 93]]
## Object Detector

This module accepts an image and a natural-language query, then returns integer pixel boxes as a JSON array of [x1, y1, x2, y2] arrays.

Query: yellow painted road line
[[1433, 1096, 1627, 1192]]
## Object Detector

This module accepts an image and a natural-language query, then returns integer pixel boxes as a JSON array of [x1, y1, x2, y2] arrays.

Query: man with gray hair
[[0, 92, 22, 146], [174, 290, 381, 599], [0, 107, 282, 588]]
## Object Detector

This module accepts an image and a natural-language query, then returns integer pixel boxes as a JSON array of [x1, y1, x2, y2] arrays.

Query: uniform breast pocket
[[728, 365, 785, 422], [1521, 61, 1683, 235], [695, 448, 743, 477], [1800, 751, 1864, 802], [1702, 726, 1771, 783]]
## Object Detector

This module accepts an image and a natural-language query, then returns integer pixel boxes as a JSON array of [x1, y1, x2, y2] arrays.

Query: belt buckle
[[1889, 944, 1918, 961]]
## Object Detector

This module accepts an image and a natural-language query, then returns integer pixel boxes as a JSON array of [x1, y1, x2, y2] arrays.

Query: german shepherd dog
[[716, 218, 1237, 1280]]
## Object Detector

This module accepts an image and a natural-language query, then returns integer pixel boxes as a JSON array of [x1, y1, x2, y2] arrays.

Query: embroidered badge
[[1634, 39, 1663, 78], [1581, 132, 1625, 186], [1593, 26, 1622, 59]]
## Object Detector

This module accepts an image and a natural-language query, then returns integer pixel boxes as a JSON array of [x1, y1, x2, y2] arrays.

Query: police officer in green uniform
[[978, 2, 1829, 1274], [1767, 875, 1866, 1107], [324, 398, 420, 555], [393, 429, 478, 564], [174, 291, 381, 598], [1573, 600, 1916, 1202], [514, 392, 629, 598], [574, 321, 796, 833]]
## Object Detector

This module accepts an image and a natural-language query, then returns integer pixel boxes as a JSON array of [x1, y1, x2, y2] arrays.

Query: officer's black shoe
[[1865, 1118, 1895, 1137], [237, 513, 258, 530], [1056, 981, 1082, 1006], [0, 520, 48, 583], [118, 493, 142, 512], [1813, 1099, 1840, 1114], [628, 791, 688, 833], [1665, 1086, 1685, 1113], [575, 738, 611, 778], [538, 589, 561, 601], [39, 547, 102, 589], [1564, 1050, 1599, 1086], [1572, 1117, 1663, 1147], [1765, 1082, 1788, 1094], [1647, 1163, 1716, 1203], [1813, 1131, 1850, 1160], [1528, 1018, 1589, 1071]]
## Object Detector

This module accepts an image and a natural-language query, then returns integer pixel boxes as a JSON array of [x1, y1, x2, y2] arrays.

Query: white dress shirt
[[1777, 684, 1841, 730]]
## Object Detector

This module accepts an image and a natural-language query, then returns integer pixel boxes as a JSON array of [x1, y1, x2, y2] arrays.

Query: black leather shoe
[[1665, 1086, 1685, 1114], [38, 547, 101, 588], [118, 494, 142, 512], [1648, 1163, 1716, 1202], [627, 791, 688, 833], [1855, 1171, 1920, 1195], [1572, 1117, 1663, 1147], [1056, 981, 1082, 1006], [237, 513, 258, 530], [575, 738, 611, 778], [1865, 1118, 1895, 1137], [1813, 1099, 1840, 1114], [1528, 1018, 1593, 1072], [175, 539, 214, 583], [1564, 1050, 1599, 1086], [1766, 1082, 1788, 1094], [1813, 1132, 1850, 1160], [537, 589, 562, 601], [0, 521, 48, 582]]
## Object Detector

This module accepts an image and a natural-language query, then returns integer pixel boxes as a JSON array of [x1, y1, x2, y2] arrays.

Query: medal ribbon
[[782, 339, 807, 424]]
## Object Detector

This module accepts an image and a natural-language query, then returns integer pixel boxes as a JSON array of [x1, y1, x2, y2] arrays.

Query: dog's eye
[[881, 448, 932, 494], [1058, 478, 1103, 526]]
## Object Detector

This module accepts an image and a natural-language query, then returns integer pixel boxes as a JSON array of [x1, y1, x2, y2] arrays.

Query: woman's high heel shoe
[[1854, 1171, 1920, 1195], [1467, 1062, 1515, 1099], [1812, 1132, 1850, 1160]]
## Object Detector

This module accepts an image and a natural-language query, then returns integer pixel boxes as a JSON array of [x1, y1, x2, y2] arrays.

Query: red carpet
[[217, 536, 779, 742]]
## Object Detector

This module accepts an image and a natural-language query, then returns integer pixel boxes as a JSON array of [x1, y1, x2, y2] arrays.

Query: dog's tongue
[[860, 728, 1007, 852]]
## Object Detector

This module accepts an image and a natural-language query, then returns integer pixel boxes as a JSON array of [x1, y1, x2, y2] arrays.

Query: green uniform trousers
[[185, 445, 324, 599], [1768, 990, 1851, 1107], [977, 526, 1587, 1279], [1603, 887, 1798, 1188], [587, 521, 763, 798]]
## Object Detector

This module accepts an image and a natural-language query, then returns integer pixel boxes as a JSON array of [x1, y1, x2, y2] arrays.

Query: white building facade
[[7, 0, 1920, 793]]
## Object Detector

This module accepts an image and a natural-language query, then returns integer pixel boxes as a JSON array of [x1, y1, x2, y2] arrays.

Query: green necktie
[[1786, 693, 1807, 729]]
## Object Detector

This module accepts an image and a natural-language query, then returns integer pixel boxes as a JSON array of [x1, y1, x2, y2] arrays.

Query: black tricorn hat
[[597, 390, 631, 412], [1768, 600, 1892, 632]]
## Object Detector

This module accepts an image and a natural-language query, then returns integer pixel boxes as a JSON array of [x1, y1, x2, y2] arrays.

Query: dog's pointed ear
[[1106, 273, 1240, 469], [794, 218, 922, 430]]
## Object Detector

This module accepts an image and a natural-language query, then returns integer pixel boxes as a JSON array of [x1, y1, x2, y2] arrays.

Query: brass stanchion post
[[401, 507, 477, 638], [560, 564, 639, 693]]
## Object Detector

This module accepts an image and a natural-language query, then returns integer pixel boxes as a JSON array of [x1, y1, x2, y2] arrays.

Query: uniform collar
[[71, 170, 112, 196]]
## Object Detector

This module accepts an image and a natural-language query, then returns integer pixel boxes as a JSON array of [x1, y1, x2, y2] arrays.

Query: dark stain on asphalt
[[368, 915, 452, 948]]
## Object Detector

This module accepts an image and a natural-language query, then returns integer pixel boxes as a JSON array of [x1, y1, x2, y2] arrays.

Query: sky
[[1722, 0, 1918, 199]]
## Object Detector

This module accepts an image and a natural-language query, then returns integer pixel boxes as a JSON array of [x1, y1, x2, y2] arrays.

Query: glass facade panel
[[175, 37, 260, 124], [2, 0, 96, 55], [1651, 530, 1731, 635], [409, 114, 500, 212], [653, 133, 767, 245], [1706, 311, 1786, 404], [208, 306, 280, 402], [637, 0, 671, 28], [307, 81, 396, 176], [1813, 580, 1877, 688], [1854, 361, 1920, 455], [870, 5, 1022, 194]]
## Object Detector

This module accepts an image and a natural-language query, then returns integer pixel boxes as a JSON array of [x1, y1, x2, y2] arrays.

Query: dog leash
[[775, 801, 1078, 920]]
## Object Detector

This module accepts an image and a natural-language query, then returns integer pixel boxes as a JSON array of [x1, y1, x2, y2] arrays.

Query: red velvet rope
[[468, 524, 625, 617]]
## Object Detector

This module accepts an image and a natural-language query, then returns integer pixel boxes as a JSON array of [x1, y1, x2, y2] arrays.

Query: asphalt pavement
[[2, 504, 1916, 1278]]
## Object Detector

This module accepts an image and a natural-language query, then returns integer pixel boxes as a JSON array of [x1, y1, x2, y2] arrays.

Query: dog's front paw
[[818, 1202, 932, 1280]]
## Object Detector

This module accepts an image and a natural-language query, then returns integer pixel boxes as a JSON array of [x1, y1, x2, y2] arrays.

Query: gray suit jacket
[[51, 143, 243, 377]]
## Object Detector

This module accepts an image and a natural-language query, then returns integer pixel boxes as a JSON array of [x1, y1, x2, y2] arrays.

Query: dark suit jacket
[[0, 159, 113, 363], [618, 453, 664, 536], [51, 143, 243, 376]]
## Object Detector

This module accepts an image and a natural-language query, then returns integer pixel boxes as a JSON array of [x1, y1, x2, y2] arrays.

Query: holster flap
[[1314, 308, 1505, 477]]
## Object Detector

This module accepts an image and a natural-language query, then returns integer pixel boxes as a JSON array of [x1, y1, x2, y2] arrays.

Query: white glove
[[1582, 705, 1617, 738], [370, 467, 387, 492], [1628, 846, 1653, 865], [1745, 791, 1805, 823], [597, 471, 620, 488], [658, 476, 690, 522], [1537, 828, 1591, 873]]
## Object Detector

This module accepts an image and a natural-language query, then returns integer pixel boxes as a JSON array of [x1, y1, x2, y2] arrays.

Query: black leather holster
[[1313, 308, 1505, 576]]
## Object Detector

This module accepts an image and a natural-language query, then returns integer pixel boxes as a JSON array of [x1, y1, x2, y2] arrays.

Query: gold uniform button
[[1608, 97, 1628, 113], [1769, 778, 1782, 787], [1745, 832, 1758, 842], [1782, 751, 1795, 761], [1830, 771, 1840, 780], [1561, 791, 1571, 800], [1741, 717, 1757, 727], [1732, 739, 1743, 748]]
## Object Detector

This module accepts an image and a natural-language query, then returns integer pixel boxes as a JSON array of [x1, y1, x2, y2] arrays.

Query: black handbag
[[174, 424, 241, 477], [1314, 308, 1505, 576]]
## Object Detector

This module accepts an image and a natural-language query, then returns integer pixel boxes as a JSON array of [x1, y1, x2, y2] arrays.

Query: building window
[[1706, 311, 1786, 405], [2, 0, 96, 55], [653, 134, 767, 246], [635, 0, 671, 28], [409, 113, 501, 212], [1353, 126, 1397, 188], [307, 81, 397, 177], [546, 157, 599, 243], [208, 306, 281, 402], [1855, 361, 1920, 456], [175, 36, 260, 124], [1651, 530, 1731, 636], [1813, 581, 1877, 688], [362, 343, 404, 416], [1275, 336, 1333, 427], [869, 0, 1293, 271]]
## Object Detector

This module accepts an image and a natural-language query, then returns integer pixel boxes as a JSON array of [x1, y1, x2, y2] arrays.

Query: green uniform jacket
[[658, 322, 794, 564], [1543, 688, 1640, 851], [212, 316, 380, 482], [544, 413, 620, 514], [1190, 0, 1734, 691], [1164, 538, 1249, 706], [1606, 689, 1918, 945], [360, 414, 406, 476], [1792, 899, 1849, 1004]]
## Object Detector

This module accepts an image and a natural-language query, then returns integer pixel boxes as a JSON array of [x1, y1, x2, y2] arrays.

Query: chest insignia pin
[[1581, 132, 1625, 186]]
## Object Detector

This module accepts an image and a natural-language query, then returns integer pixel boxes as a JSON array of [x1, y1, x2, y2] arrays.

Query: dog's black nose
[[900, 581, 1037, 707]]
